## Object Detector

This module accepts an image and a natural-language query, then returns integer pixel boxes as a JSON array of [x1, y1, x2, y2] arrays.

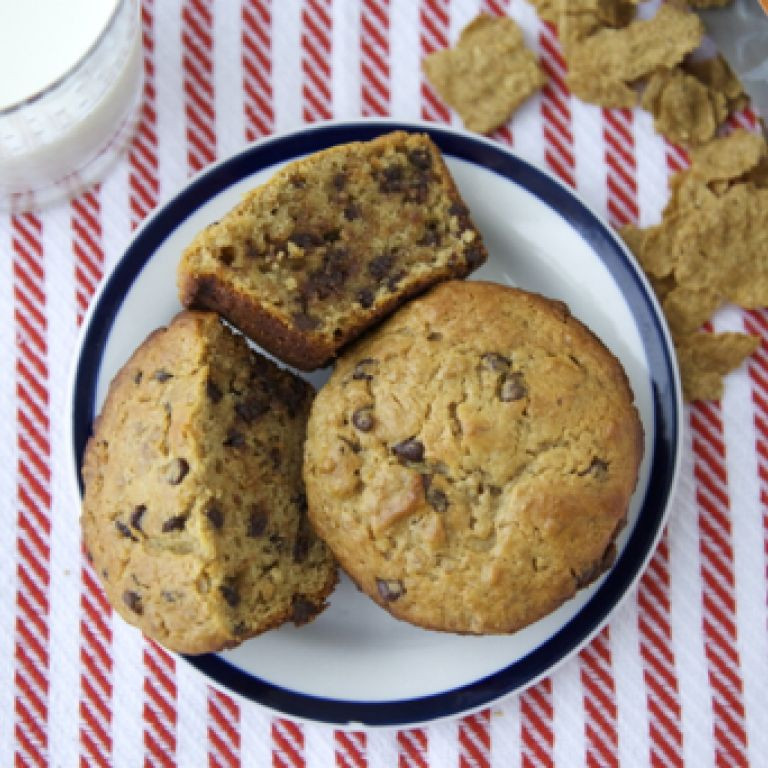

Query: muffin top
[[304, 280, 644, 634]]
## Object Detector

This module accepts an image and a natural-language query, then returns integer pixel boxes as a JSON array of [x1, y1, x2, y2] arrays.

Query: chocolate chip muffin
[[303, 281, 643, 634], [81, 311, 337, 654], [178, 131, 487, 371]]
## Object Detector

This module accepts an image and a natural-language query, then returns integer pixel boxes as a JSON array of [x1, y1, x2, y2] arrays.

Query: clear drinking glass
[[0, 0, 143, 211]]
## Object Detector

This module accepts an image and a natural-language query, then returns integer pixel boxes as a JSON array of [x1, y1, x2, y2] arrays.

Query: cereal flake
[[422, 14, 545, 135]]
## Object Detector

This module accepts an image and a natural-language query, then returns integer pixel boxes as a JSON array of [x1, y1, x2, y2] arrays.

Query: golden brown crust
[[178, 131, 487, 370], [304, 281, 644, 635], [81, 311, 337, 654]]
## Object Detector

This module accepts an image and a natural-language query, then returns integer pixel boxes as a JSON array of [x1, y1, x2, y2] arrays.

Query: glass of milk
[[0, 0, 143, 211]]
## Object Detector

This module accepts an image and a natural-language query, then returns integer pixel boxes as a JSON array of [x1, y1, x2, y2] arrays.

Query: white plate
[[70, 119, 682, 727]]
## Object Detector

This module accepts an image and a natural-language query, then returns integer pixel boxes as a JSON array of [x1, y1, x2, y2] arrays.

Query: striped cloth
[[2, 1, 767, 766]]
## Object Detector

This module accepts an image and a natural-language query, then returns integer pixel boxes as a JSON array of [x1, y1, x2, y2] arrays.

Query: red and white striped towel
[[2, 1, 767, 766]]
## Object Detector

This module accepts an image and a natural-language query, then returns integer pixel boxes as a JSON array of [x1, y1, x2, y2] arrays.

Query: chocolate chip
[[291, 595, 318, 625], [499, 373, 527, 402], [162, 515, 187, 533], [368, 253, 393, 280], [332, 172, 347, 190], [153, 369, 173, 382], [115, 520, 137, 541], [219, 583, 240, 607], [352, 358, 377, 380], [344, 203, 361, 221], [339, 435, 361, 453], [279, 376, 310, 417], [223, 428, 245, 448], [376, 578, 405, 602], [123, 590, 142, 614], [464, 244, 485, 268], [448, 202, 469, 218], [392, 438, 425, 463], [166, 458, 189, 485], [218, 245, 236, 265], [387, 271, 406, 291], [293, 535, 309, 563], [233, 621, 248, 635], [235, 397, 268, 423], [481, 353, 510, 372], [357, 288, 374, 308], [352, 406, 374, 432], [289, 231, 322, 249], [206, 379, 223, 403], [293, 492, 308, 515], [133, 371, 143, 385], [426, 487, 448, 513], [204, 503, 224, 529], [291, 311, 320, 331], [407, 148, 432, 170], [404, 181, 429, 204], [378, 164, 404, 192], [579, 458, 609, 478], [247, 505, 269, 538], [418, 221, 441, 247], [269, 447, 282, 469]]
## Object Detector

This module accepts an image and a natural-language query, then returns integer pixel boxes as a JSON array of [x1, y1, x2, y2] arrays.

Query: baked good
[[178, 131, 487, 370], [303, 281, 643, 634], [81, 311, 337, 654]]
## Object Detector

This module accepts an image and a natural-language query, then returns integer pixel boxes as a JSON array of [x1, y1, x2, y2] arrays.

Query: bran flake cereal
[[422, 14, 545, 135], [673, 184, 768, 308], [641, 67, 727, 147], [685, 54, 747, 113], [676, 332, 759, 402], [565, 5, 703, 108]]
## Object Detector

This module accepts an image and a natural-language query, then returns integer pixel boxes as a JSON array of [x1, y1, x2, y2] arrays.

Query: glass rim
[[0, 0, 128, 117]]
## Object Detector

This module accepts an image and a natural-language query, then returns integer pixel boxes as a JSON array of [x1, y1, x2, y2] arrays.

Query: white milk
[[0, 0, 142, 210]]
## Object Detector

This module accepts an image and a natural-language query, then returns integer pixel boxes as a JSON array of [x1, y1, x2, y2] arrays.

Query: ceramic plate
[[69, 120, 682, 727]]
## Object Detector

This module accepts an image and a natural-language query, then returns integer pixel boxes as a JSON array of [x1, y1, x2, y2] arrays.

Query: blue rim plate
[[69, 119, 682, 728]]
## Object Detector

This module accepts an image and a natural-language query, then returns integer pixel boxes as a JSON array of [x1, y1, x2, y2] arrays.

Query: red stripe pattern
[[580, 629, 618, 768], [538, 23, 621, 765], [272, 719, 305, 768], [398, 728, 428, 768], [691, 400, 749, 766], [420, 0, 450, 123], [520, 680, 553, 768], [605, 107, 685, 767], [360, 0, 390, 117], [665, 135, 749, 767], [182, 0, 217, 174], [13, 212, 51, 768], [302, 0, 333, 123], [73, 189, 113, 768], [602, 108, 638, 227], [482, 0, 508, 16], [128, 3, 180, 765], [242, 0, 273, 142], [335, 730, 367, 768], [459, 710, 491, 768], [129, 0, 160, 225], [538, 22, 575, 189], [744, 308, 768, 701], [208, 690, 240, 768], [637, 534, 684, 767]]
